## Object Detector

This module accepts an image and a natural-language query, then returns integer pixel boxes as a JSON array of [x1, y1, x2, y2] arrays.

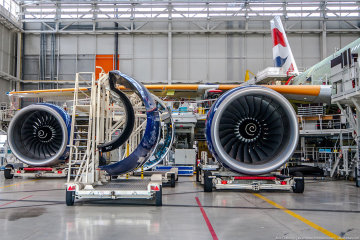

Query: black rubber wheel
[[355, 167, 360, 188], [66, 190, 75, 206], [4, 164, 14, 179], [155, 186, 162, 206], [204, 171, 213, 192], [196, 166, 201, 182], [292, 172, 305, 193], [170, 173, 176, 188]]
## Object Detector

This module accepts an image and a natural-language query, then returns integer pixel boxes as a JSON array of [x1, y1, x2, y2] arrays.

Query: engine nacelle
[[8, 103, 71, 166], [206, 86, 299, 175]]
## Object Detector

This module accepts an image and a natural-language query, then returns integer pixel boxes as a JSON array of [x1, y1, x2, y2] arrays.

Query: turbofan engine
[[206, 86, 299, 175], [7, 103, 71, 166]]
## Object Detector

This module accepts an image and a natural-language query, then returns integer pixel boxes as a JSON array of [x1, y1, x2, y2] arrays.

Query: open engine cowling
[[99, 71, 161, 175], [206, 86, 299, 175], [7, 103, 71, 166]]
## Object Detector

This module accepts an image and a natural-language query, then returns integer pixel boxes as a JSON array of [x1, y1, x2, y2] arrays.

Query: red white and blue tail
[[270, 16, 299, 75]]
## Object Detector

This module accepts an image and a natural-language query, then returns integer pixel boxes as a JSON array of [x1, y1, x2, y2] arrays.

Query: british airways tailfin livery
[[270, 16, 299, 76]]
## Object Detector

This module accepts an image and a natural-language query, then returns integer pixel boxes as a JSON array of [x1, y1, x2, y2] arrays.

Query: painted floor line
[[0, 195, 33, 208], [253, 193, 344, 240], [195, 197, 219, 240], [0, 179, 39, 189], [190, 176, 197, 188]]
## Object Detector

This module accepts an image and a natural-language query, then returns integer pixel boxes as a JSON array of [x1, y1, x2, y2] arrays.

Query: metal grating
[[95, 179, 150, 191], [297, 104, 324, 116]]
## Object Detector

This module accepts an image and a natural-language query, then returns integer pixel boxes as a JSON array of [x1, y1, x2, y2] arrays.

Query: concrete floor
[[0, 176, 359, 240]]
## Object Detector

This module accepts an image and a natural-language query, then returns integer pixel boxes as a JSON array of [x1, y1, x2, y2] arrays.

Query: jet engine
[[206, 86, 299, 175], [7, 103, 71, 166]]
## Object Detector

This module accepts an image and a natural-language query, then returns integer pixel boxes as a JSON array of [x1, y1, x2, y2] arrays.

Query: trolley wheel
[[204, 171, 213, 192], [66, 190, 75, 206], [196, 166, 201, 182], [170, 173, 176, 188], [155, 186, 162, 206], [292, 172, 305, 193], [4, 164, 14, 179]]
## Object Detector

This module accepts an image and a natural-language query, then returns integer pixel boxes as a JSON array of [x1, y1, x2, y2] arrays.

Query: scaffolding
[[330, 49, 360, 186], [65, 71, 163, 206]]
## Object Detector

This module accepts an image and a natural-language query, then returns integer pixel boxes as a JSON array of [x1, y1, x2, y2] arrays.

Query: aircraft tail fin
[[270, 16, 299, 76]]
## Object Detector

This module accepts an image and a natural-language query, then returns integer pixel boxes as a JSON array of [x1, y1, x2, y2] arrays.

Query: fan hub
[[237, 118, 261, 142], [35, 125, 55, 143]]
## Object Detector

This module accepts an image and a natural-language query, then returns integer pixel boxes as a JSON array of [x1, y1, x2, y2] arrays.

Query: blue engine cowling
[[206, 86, 299, 175], [140, 94, 174, 171], [100, 71, 161, 175], [7, 103, 71, 166]]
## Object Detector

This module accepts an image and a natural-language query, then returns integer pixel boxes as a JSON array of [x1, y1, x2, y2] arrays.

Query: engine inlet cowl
[[7, 103, 71, 166], [206, 86, 299, 175]]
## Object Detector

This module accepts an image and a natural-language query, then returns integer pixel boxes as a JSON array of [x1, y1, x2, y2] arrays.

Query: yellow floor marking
[[190, 176, 197, 188], [0, 179, 39, 189], [253, 193, 344, 240]]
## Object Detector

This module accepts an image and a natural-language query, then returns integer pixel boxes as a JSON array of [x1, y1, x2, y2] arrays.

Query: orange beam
[[8, 85, 322, 97], [218, 85, 241, 90], [118, 84, 199, 91], [9, 88, 90, 94], [219, 85, 321, 96], [265, 85, 321, 96]]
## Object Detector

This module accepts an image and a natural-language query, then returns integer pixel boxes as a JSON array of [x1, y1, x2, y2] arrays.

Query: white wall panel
[[152, 36, 167, 59], [133, 58, 151, 83], [119, 35, 133, 59], [263, 35, 273, 59], [227, 35, 244, 58], [78, 36, 96, 54], [134, 36, 152, 58], [246, 35, 264, 59], [60, 36, 77, 54], [24, 35, 40, 55], [152, 59, 167, 83], [189, 36, 207, 58], [247, 59, 265, 74], [20, 21, 360, 85], [302, 21, 320, 29], [77, 57, 94, 72], [0, 22, 17, 99], [288, 35, 303, 59], [96, 35, 114, 54], [226, 59, 242, 82], [0, 79, 10, 102], [172, 59, 188, 82], [190, 59, 207, 82], [119, 59, 133, 76], [327, 35, 341, 55], [209, 59, 226, 83], [209, 36, 226, 58], [173, 35, 189, 59], [341, 35, 359, 47], [302, 35, 321, 59]]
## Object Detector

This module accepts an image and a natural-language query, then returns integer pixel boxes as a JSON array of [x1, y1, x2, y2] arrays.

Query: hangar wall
[[22, 21, 359, 85], [0, 22, 17, 102]]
